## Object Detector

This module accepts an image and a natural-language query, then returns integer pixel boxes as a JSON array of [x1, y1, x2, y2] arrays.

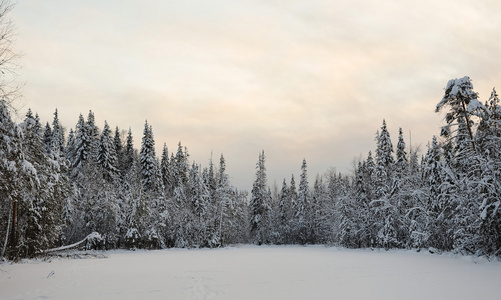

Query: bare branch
[[0, 0, 23, 112]]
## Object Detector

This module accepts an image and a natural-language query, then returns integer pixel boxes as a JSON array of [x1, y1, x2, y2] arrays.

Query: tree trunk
[[461, 98, 476, 152], [1, 200, 12, 258], [9, 200, 17, 248]]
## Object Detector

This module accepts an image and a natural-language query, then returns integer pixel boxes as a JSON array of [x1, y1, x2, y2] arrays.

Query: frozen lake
[[1, 245, 500, 300]]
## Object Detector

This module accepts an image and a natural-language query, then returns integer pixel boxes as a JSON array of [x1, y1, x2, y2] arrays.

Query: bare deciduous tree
[[0, 0, 21, 109]]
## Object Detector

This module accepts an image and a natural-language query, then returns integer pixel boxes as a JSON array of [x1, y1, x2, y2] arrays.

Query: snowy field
[[1, 246, 500, 300]]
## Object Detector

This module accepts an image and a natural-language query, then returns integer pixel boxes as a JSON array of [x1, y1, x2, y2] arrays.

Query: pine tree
[[373, 121, 394, 196], [189, 163, 214, 247], [395, 128, 408, 175], [422, 136, 451, 249], [72, 114, 91, 170], [338, 161, 367, 248], [277, 179, 290, 244], [122, 128, 136, 174], [214, 154, 231, 245], [207, 154, 217, 194], [65, 128, 76, 163], [120, 152, 145, 249], [0, 100, 28, 258], [160, 143, 174, 195], [86, 110, 100, 159], [190, 163, 209, 219], [376, 120, 395, 169], [113, 126, 123, 174], [18, 109, 59, 257], [249, 150, 271, 245], [139, 121, 159, 191], [293, 159, 312, 244], [474, 88, 501, 255], [42, 122, 52, 154], [368, 121, 396, 247], [173, 142, 189, 187], [289, 174, 298, 218], [51, 109, 65, 154], [326, 171, 346, 244], [97, 121, 118, 182], [436, 76, 481, 152], [312, 175, 329, 244]]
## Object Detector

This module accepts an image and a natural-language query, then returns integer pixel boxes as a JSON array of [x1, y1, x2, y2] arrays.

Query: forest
[[1, 76, 500, 260]]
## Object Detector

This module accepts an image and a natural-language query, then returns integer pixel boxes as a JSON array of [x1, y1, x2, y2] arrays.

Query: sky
[[9, 0, 501, 191]]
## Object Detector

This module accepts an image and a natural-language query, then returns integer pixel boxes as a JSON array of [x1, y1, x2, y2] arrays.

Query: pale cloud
[[11, 0, 501, 190]]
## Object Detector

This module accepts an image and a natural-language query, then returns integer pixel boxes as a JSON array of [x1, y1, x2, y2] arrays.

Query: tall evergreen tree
[[474, 87, 501, 255], [113, 126, 123, 173], [0, 100, 28, 258], [42, 122, 52, 154], [312, 175, 329, 244], [86, 110, 100, 159], [160, 143, 174, 195], [97, 121, 118, 182], [249, 150, 271, 245], [173, 142, 189, 187], [65, 128, 76, 163], [395, 127, 408, 175], [72, 114, 91, 170], [51, 109, 65, 154], [376, 120, 395, 169], [215, 154, 235, 246], [139, 121, 159, 191], [436, 76, 481, 152], [277, 179, 290, 244], [293, 159, 312, 244], [122, 128, 136, 174]]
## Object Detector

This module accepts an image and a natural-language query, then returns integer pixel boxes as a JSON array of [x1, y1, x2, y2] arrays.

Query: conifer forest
[[1, 76, 500, 260], [0, 0, 500, 261]]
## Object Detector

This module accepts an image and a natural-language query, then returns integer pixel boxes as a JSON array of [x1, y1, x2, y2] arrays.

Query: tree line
[[1, 76, 500, 260], [248, 77, 501, 256]]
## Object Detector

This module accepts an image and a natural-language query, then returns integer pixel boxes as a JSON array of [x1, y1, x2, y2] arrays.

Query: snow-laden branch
[[43, 232, 102, 253]]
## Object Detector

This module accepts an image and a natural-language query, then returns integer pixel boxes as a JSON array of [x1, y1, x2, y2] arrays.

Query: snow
[[44, 232, 103, 253], [21, 159, 37, 177], [467, 98, 483, 112], [1, 246, 500, 300]]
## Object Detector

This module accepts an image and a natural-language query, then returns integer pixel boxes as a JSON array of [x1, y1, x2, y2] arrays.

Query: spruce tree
[[86, 110, 100, 159], [376, 120, 395, 169], [214, 154, 231, 245], [139, 121, 159, 191], [249, 150, 271, 245], [474, 88, 501, 255], [97, 121, 118, 182], [0, 100, 27, 258], [160, 143, 174, 195], [312, 175, 329, 244], [42, 122, 52, 154], [293, 159, 311, 244], [278, 179, 290, 244], [395, 128, 408, 175], [422, 136, 449, 249], [65, 128, 76, 163], [122, 128, 136, 174], [72, 114, 91, 170], [18, 109, 61, 257], [174, 142, 189, 187], [51, 109, 65, 154], [113, 126, 123, 174]]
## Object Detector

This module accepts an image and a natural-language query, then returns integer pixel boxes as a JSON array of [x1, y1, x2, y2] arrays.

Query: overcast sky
[[10, 0, 501, 191]]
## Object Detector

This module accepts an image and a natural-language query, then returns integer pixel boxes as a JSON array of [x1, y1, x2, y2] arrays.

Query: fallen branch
[[44, 232, 102, 253]]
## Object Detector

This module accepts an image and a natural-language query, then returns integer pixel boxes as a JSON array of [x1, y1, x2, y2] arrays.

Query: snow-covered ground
[[1, 245, 500, 300]]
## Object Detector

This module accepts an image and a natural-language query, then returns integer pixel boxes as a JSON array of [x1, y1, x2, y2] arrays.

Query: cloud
[[11, 0, 501, 190]]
